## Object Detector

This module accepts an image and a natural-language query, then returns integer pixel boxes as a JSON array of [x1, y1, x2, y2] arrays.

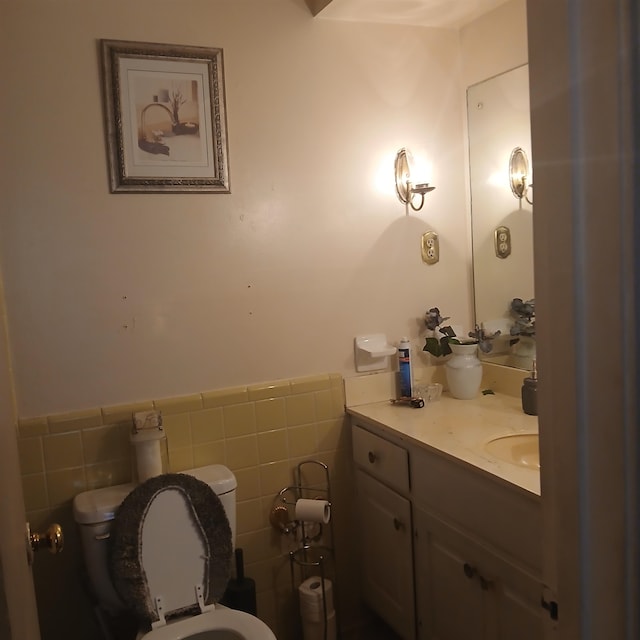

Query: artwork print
[[100, 40, 230, 193]]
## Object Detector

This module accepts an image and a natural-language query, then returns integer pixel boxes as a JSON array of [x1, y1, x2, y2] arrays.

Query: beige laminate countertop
[[347, 391, 540, 496]]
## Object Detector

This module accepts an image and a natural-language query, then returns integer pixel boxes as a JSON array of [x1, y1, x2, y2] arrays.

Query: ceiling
[[315, 0, 511, 29]]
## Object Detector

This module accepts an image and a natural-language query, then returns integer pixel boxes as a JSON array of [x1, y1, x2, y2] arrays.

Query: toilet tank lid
[[185, 464, 237, 496], [73, 483, 136, 525], [72, 466, 236, 525]]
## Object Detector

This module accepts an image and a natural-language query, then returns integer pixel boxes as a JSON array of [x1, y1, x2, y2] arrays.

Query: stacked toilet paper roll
[[299, 576, 336, 640]]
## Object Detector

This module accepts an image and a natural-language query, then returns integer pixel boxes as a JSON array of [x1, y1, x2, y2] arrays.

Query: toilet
[[73, 464, 276, 640]]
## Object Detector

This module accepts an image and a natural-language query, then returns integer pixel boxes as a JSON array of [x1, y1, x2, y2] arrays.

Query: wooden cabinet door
[[491, 557, 544, 640], [414, 506, 485, 640], [415, 506, 544, 640], [355, 468, 415, 639]]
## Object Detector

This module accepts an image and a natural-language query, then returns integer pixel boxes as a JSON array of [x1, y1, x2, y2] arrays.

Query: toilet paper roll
[[295, 498, 331, 524], [302, 610, 336, 640], [299, 577, 334, 622], [134, 439, 163, 482]]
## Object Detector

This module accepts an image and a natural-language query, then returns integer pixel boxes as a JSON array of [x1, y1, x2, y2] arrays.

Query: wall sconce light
[[509, 147, 533, 205], [394, 148, 435, 212]]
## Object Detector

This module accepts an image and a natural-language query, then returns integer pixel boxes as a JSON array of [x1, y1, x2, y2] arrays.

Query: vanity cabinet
[[414, 506, 543, 640], [351, 418, 543, 640], [352, 426, 416, 639]]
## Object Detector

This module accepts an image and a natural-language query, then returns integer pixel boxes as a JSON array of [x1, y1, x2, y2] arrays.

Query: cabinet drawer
[[352, 425, 410, 494]]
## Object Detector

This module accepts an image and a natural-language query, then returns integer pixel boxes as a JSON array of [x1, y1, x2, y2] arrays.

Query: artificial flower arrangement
[[422, 307, 500, 358], [509, 298, 535, 342]]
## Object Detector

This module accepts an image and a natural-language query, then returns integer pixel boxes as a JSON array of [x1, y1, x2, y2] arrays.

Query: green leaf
[[423, 336, 443, 357]]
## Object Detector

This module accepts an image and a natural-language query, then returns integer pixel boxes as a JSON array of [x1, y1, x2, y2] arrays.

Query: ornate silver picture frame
[[100, 39, 230, 193]]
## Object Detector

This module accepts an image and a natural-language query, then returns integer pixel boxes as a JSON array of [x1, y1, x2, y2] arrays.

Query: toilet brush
[[221, 548, 257, 616]]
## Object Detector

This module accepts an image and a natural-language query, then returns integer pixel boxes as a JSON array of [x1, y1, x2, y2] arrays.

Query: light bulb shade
[[394, 148, 435, 211], [509, 147, 530, 199], [394, 148, 412, 204]]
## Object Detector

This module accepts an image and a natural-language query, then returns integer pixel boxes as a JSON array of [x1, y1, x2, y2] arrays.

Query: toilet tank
[[73, 465, 237, 615]]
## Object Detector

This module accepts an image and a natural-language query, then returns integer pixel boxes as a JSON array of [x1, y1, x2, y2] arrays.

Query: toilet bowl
[[134, 606, 273, 640], [73, 465, 276, 640]]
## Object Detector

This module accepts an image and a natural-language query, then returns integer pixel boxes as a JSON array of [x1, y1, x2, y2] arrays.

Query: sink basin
[[484, 433, 540, 469]]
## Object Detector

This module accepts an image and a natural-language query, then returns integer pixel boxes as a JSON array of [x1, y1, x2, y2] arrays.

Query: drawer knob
[[480, 576, 493, 591], [368, 451, 377, 464], [463, 563, 477, 579]]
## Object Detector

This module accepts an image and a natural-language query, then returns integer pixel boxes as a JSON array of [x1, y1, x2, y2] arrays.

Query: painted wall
[[1, 0, 470, 420], [460, 0, 528, 87]]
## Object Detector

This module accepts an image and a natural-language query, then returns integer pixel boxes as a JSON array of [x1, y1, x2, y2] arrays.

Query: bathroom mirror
[[467, 64, 534, 369]]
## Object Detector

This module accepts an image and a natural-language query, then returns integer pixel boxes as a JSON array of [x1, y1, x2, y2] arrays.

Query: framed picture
[[100, 39, 230, 193]]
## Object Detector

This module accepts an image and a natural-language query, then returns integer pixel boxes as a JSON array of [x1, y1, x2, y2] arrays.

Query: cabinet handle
[[479, 576, 493, 591], [463, 563, 477, 579], [393, 517, 403, 531], [368, 451, 377, 464]]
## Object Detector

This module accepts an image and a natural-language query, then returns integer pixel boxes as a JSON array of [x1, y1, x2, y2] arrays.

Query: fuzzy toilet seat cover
[[109, 473, 232, 626]]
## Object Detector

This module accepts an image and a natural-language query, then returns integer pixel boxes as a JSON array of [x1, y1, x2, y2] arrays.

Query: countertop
[[347, 391, 540, 496]]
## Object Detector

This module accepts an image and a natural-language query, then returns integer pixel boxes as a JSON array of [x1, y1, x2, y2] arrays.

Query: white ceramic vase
[[445, 343, 482, 399]]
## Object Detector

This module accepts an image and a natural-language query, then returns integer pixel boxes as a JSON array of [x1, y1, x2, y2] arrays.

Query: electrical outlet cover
[[421, 231, 439, 265]]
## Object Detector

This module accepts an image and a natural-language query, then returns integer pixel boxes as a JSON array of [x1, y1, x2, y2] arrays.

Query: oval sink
[[484, 433, 540, 469]]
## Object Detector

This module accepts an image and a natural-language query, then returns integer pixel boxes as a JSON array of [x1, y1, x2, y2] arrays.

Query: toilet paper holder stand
[[269, 460, 340, 639], [269, 459, 333, 545]]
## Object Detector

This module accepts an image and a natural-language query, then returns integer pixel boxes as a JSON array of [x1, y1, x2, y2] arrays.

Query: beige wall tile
[[18, 437, 44, 475], [85, 460, 132, 490], [314, 389, 334, 421], [329, 373, 342, 387], [168, 447, 194, 472], [255, 398, 287, 433], [163, 414, 192, 449], [22, 474, 48, 511], [237, 498, 265, 534], [294, 457, 330, 487], [18, 417, 48, 437], [331, 384, 346, 416], [247, 380, 291, 401], [192, 441, 226, 468], [154, 394, 203, 414], [316, 418, 347, 452], [48, 409, 102, 434], [226, 435, 259, 470], [259, 461, 290, 497], [190, 408, 224, 443], [236, 529, 278, 565], [102, 401, 154, 425], [223, 403, 256, 437], [46, 468, 86, 505], [15, 372, 348, 640], [260, 496, 280, 530], [245, 558, 281, 594], [43, 432, 84, 471], [233, 467, 262, 501], [257, 430, 288, 464], [285, 394, 315, 426], [82, 425, 130, 464], [290, 374, 332, 394], [202, 387, 248, 408], [287, 424, 317, 458]]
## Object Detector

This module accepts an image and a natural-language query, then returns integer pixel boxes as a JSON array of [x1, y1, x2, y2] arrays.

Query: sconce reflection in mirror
[[395, 148, 435, 212], [509, 147, 533, 205]]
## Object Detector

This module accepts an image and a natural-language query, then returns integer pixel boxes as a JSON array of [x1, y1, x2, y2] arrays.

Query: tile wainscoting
[[17, 373, 365, 640]]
